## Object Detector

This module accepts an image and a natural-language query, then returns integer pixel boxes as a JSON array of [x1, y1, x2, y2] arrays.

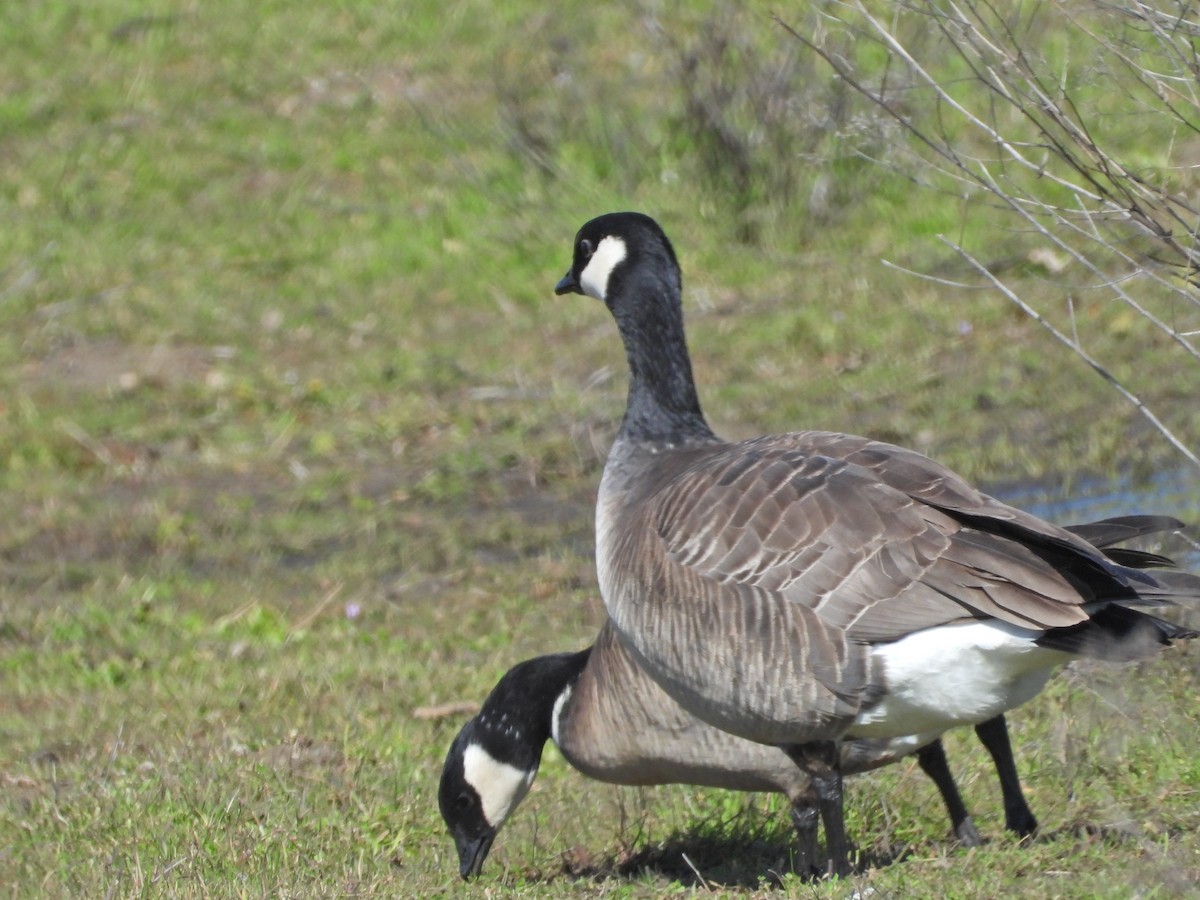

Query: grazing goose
[[552, 211, 1200, 877], [438, 516, 1185, 879], [439, 623, 1022, 881]]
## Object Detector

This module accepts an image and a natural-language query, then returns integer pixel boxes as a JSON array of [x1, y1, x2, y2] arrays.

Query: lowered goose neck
[[476, 649, 592, 766]]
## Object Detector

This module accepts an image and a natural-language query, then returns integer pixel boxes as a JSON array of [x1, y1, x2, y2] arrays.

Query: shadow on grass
[[518, 819, 1182, 890], [529, 830, 912, 890]]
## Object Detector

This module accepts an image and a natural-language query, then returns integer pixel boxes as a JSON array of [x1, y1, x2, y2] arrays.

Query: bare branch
[[780, 1, 1200, 467], [942, 236, 1200, 471]]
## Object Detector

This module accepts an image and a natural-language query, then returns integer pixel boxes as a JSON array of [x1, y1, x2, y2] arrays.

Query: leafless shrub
[[489, 6, 904, 244], [781, 1, 1200, 469], [489, 14, 669, 200], [646, 3, 903, 242]]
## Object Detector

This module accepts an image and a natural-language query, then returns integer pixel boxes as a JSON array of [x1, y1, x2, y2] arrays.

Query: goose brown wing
[[812, 434, 1193, 604], [649, 435, 1098, 645], [795, 432, 1171, 577]]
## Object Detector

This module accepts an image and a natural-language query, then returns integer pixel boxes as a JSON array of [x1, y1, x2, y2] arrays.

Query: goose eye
[[579, 238, 593, 258], [455, 793, 472, 811]]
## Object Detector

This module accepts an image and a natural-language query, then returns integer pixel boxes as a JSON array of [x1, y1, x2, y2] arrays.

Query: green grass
[[2, 0, 1199, 896]]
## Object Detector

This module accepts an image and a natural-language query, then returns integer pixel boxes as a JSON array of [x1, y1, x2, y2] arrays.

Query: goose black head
[[438, 649, 591, 879], [554, 212, 680, 308], [438, 717, 534, 879], [554, 212, 711, 446]]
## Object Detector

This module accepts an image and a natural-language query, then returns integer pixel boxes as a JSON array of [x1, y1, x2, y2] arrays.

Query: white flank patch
[[848, 620, 1068, 739], [593, 468, 630, 620], [579, 235, 627, 301], [594, 505, 615, 597], [462, 743, 536, 829], [550, 683, 574, 749]]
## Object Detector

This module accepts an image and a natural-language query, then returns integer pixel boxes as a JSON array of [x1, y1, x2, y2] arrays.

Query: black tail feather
[[1100, 547, 1176, 570], [1036, 604, 1199, 661], [1065, 515, 1185, 549]]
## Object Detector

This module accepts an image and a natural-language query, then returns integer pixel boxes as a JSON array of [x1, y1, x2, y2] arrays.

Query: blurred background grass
[[1, 1, 1198, 896]]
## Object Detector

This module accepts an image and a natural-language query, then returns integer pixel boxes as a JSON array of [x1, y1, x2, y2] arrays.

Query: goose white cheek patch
[[462, 743, 535, 828], [579, 236, 628, 301]]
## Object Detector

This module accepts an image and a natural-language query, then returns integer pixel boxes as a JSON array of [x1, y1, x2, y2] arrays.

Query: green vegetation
[[1, 1, 1197, 896]]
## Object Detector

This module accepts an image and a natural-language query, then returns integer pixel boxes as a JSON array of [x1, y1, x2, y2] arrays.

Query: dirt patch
[[0, 771, 45, 816], [21, 341, 221, 395], [253, 737, 345, 773]]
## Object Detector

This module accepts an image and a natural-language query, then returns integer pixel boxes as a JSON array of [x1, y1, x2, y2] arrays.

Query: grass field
[[2, 1, 1199, 896]]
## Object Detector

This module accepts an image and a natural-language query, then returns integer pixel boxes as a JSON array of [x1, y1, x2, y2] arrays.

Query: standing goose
[[552, 211, 1200, 877], [439, 515, 1184, 879]]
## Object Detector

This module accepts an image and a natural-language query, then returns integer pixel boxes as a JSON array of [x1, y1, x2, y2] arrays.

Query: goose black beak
[[555, 270, 581, 295], [456, 831, 496, 880]]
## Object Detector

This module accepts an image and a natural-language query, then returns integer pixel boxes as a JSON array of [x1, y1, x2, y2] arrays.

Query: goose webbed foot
[[954, 816, 984, 848]]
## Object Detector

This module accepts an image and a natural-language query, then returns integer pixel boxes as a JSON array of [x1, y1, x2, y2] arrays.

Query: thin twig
[[941, 235, 1200, 471]]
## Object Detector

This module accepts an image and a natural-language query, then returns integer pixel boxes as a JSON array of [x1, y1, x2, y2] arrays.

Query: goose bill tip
[[457, 832, 495, 880], [554, 271, 581, 295]]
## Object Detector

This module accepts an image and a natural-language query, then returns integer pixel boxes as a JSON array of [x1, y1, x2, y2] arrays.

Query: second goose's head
[[438, 648, 590, 879]]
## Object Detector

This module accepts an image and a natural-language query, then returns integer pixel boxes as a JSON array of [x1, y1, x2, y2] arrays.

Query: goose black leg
[[788, 797, 821, 878], [974, 714, 1038, 838], [916, 738, 984, 846], [784, 741, 848, 879]]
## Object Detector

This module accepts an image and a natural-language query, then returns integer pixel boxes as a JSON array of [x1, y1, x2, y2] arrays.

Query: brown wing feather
[[650, 434, 1098, 646]]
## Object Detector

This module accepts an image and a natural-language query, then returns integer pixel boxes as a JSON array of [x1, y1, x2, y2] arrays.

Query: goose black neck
[[473, 648, 591, 766], [611, 266, 717, 448]]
